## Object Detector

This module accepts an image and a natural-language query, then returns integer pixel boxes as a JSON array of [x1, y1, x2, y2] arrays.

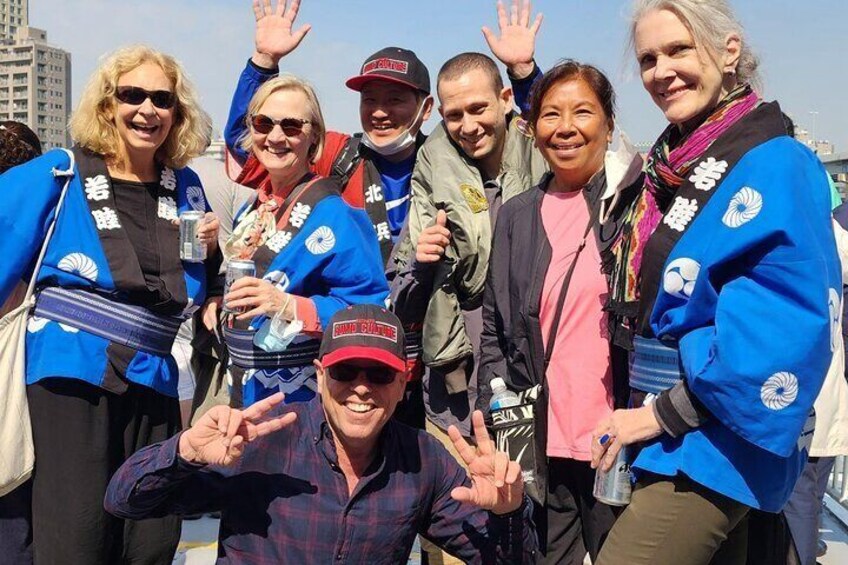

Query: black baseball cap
[[319, 304, 407, 372], [345, 47, 431, 95]]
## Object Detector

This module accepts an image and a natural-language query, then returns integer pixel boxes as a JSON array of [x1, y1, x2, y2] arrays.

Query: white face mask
[[361, 100, 427, 157]]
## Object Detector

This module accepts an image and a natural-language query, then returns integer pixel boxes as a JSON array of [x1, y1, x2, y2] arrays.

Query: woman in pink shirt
[[479, 61, 643, 565]]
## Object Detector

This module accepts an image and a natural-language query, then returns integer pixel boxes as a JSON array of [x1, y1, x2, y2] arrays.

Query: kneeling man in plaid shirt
[[105, 304, 537, 563]]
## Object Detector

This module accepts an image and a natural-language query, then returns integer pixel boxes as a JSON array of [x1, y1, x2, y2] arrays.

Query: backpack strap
[[330, 133, 364, 188]]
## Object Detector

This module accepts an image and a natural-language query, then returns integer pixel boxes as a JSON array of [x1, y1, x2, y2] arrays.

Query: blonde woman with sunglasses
[[0, 45, 222, 564]]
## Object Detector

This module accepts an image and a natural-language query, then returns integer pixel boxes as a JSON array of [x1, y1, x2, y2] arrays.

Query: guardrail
[[829, 455, 848, 517]]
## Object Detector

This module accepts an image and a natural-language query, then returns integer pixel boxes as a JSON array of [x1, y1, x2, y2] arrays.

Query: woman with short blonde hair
[[0, 45, 221, 564], [239, 74, 326, 163]]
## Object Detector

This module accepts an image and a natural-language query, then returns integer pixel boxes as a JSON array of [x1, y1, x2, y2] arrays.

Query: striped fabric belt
[[223, 327, 424, 371], [33, 286, 185, 357], [628, 335, 685, 395], [223, 326, 319, 370]]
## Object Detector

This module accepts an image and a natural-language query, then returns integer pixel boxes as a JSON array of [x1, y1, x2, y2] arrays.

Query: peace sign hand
[[448, 410, 524, 515], [252, 0, 312, 68], [178, 393, 297, 467], [482, 0, 543, 79]]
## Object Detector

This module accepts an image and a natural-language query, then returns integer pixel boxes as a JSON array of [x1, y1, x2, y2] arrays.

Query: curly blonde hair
[[239, 75, 326, 164], [69, 45, 212, 170]]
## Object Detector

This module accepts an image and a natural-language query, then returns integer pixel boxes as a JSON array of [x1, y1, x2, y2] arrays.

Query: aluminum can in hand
[[224, 259, 256, 313], [593, 442, 632, 506], [179, 211, 207, 263]]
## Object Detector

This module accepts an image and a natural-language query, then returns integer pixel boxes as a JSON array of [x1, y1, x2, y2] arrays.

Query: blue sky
[[30, 0, 848, 150]]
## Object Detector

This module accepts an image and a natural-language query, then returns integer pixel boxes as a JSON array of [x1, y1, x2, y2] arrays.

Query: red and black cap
[[319, 304, 407, 372], [345, 47, 431, 95]]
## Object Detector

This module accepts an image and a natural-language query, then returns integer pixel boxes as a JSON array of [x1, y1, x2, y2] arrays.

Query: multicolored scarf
[[608, 84, 760, 331]]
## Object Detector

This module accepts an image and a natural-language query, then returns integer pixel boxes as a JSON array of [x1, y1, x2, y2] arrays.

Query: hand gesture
[[590, 405, 663, 472], [224, 276, 294, 321], [178, 393, 297, 466], [415, 210, 451, 264], [201, 296, 222, 332], [448, 410, 524, 515], [198, 212, 220, 253], [252, 0, 312, 68], [482, 0, 543, 79]]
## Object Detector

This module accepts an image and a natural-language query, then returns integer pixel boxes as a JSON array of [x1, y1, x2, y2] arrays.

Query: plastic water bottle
[[489, 377, 520, 410]]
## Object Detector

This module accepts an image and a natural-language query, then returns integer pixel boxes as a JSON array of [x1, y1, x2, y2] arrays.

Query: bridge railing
[[829, 456, 848, 514]]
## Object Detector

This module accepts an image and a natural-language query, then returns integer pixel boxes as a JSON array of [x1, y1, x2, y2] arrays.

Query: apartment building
[[0, 1, 71, 149]]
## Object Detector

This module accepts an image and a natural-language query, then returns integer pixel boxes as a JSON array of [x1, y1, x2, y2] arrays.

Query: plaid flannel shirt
[[105, 398, 537, 564]]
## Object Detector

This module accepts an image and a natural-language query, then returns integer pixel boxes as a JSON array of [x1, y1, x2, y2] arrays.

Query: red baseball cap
[[319, 304, 407, 372], [345, 47, 431, 95]]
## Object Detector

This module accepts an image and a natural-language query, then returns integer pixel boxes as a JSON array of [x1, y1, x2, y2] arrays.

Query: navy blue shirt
[[374, 152, 416, 241], [105, 398, 537, 564]]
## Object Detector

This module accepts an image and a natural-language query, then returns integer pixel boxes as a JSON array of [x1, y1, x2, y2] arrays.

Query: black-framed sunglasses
[[250, 114, 311, 136], [114, 86, 176, 110], [329, 365, 398, 386]]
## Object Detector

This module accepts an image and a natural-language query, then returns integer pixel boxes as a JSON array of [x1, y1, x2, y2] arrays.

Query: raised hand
[[448, 410, 524, 515], [481, 0, 543, 79], [178, 393, 297, 466], [416, 209, 451, 264], [252, 0, 312, 68]]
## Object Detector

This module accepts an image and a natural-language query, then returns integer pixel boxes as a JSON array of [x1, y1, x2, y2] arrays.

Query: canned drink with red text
[[179, 211, 207, 263], [224, 259, 256, 313], [593, 443, 632, 506]]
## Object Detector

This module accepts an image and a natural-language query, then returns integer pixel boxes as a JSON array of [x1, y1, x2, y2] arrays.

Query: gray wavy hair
[[629, 0, 761, 90]]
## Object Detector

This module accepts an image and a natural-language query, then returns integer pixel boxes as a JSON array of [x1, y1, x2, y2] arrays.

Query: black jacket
[[478, 171, 641, 502]]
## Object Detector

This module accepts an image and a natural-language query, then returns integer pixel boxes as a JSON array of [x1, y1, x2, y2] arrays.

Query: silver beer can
[[593, 443, 632, 506], [224, 259, 256, 313], [179, 211, 207, 263]]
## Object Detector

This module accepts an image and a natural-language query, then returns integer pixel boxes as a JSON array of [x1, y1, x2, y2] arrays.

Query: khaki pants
[[596, 473, 749, 565], [420, 420, 467, 565]]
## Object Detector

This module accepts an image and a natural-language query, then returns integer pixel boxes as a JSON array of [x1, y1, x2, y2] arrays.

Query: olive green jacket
[[390, 114, 548, 372]]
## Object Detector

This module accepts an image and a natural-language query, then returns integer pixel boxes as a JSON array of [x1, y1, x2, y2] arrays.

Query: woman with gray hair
[[592, 1, 840, 563]]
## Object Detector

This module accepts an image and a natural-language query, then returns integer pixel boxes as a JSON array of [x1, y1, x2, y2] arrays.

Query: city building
[[0, 0, 71, 149]]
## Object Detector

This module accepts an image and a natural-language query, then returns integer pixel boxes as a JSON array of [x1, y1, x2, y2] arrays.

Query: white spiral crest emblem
[[57, 253, 99, 281], [722, 187, 763, 228], [760, 372, 799, 411], [187, 186, 207, 212], [27, 316, 49, 333], [305, 226, 335, 255], [829, 288, 841, 352], [663, 258, 700, 300]]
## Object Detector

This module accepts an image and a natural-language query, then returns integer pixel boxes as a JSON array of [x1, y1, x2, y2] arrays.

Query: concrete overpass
[[823, 152, 848, 178]]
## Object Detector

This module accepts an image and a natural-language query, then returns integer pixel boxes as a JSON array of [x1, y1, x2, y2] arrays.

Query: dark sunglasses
[[329, 364, 398, 386], [115, 86, 176, 110], [250, 114, 311, 136]]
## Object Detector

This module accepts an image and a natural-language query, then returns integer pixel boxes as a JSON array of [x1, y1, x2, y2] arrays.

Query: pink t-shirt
[[540, 190, 613, 460]]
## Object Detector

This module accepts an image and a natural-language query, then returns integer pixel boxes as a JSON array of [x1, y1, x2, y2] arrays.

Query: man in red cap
[[105, 305, 538, 563]]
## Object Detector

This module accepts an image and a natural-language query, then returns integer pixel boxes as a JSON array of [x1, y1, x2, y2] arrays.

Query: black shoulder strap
[[544, 192, 603, 369], [330, 133, 363, 188]]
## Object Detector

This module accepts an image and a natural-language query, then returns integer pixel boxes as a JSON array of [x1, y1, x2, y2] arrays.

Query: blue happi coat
[[229, 177, 389, 406], [0, 148, 216, 397], [633, 103, 841, 511]]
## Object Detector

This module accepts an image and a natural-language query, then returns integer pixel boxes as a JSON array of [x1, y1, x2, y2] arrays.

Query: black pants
[[0, 480, 33, 564], [535, 457, 618, 565], [27, 378, 182, 565]]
